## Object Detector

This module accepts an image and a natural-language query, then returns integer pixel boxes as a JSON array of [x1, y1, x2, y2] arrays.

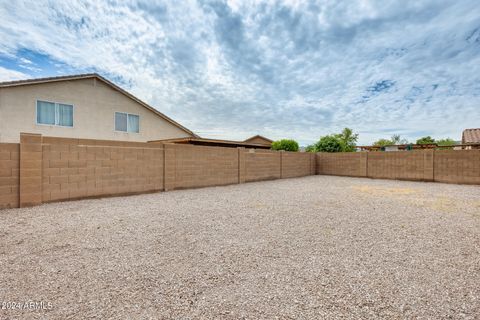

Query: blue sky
[[0, 0, 479, 145]]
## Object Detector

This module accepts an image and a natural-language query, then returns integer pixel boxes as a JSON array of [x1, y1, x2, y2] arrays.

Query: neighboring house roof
[[243, 135, 273, 145], [0, 73, 198, 137], [149, 137, 271, 149], [357, 144, 438, 151], [462, 128, 480, 144]]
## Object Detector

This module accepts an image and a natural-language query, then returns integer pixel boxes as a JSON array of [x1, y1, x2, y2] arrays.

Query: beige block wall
[[0, 78, 192, 143], [172, 144, 239, 189], [281, 152, 314, 178], [316, 151, 429, 181], [434, 150, 480, 184], [19, 133, 43, 207], [315, 149, 479, 184], [367, 151, 428, 181], [316, 152, 367, 177], [0, 143, 19, 208], [3, 135, 316, 209], [245, 149, 281, 182], [4, 132, 480, 210], [41, 138, 164, 203]]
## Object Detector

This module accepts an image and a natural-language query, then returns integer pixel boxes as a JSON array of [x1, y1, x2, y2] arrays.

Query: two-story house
[[0, 73, 197, 142]]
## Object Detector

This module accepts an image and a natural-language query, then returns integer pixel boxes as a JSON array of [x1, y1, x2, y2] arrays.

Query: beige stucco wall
[[0, 78, 193, 143]]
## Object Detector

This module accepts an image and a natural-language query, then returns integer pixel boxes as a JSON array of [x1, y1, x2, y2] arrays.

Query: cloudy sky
[[0, 0, 479, 145]]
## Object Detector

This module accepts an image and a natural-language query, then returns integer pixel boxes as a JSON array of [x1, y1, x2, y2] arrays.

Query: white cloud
[[0, 0, 479, 144], [19, 57, 32, 64], [0, 66, 28, 81]]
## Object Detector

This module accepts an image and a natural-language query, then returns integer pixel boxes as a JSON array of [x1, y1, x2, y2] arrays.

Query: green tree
[[271, 139, 299, 152], [312, 128, 359, 152], [337, 128, 359, 152], [436, 138, 456, 146], [305, 144, 316, 152], [416, 136, 435, 144], [391, 134, 409, 145], [314, 135, 344, 152], [373, 135, 409, 146], [373, 138, 393, 147]]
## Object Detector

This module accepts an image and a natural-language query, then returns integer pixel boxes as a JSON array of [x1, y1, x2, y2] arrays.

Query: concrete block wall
[[0, 133, 316, 209], [42, 136, 163, 148], [41, 143, 164, 203], [367, 151, 429, 181], [164, 144, 176, 191], [2, 133, 480, 210], [434, 150, 480, 184], [169, 145, 314, 188], [245, 149, 281, 182], [171, 144, 239, 189], [316, 152, 368, 177], [316, 149, 480, 184], [238, 147, 246, 184], [0, 143, 20, 209], [2, 133, 479, 210], [19, 133, 43, 207], [281, 151, 314, 178]]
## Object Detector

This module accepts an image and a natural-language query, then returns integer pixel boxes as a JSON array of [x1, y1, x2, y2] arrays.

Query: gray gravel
[[1, 176, 479, 319]]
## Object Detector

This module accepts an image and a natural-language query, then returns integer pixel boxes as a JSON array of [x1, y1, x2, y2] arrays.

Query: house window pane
[[58, 104, 73, 127], [127, 114, 139, 133], [37, 101, 55, 125], [115, 112, 128, 132]]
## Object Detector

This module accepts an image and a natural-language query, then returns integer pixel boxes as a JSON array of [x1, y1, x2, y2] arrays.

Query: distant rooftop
[[462, 128, 480, 144], [148, 137, 271, 149]]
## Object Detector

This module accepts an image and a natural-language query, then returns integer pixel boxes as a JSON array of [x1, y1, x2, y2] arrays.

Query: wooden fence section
[[0, 133, 315, 209], [316, 150, 480, 184]]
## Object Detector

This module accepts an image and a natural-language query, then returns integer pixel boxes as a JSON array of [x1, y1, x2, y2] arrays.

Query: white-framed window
[[115, 112, 139, 133], [36, 100, 74, 127]]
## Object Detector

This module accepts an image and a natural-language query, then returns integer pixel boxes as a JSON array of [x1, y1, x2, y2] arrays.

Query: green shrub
[[305, 144, 316, 152], [373, 134, 409, 146], [271, 139, 299, 152], [314, 135, 344, 152], [373, 138, 393, 147], [312, 128, 358, 152], [436, 138, 455, 146], [416, 136, 435, 144]]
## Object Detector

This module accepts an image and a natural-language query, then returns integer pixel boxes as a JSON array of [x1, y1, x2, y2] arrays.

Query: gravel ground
[[1, 176, 479, 319]]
